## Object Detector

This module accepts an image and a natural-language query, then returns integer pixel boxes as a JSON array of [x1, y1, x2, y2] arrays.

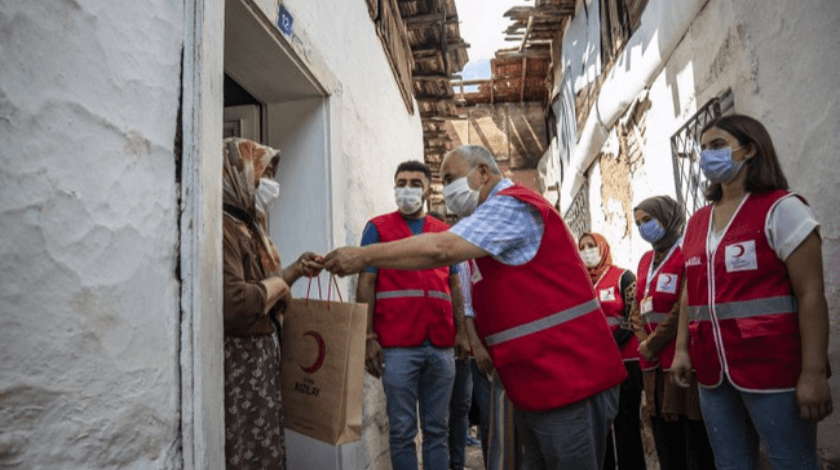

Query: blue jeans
[[449, 358, 474, 470], [471, 360, 492, 465], [698, 377, 820, 470], [382, 340, 456, 470]]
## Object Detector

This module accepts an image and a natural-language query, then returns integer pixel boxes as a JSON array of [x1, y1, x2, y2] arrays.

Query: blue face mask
[[700, 147, 745, 184], [639, 219, 666, 244]]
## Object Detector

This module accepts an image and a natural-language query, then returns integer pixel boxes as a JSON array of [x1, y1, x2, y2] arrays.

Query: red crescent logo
[[300, 331, 326, 374], [733, 244, 745, 257]]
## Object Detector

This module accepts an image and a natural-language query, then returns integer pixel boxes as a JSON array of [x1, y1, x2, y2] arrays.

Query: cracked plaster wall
[[0, 0, 184, 468], [578, 0, 840, 459]]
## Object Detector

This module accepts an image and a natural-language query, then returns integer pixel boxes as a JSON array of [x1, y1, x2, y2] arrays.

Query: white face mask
[[443, 168, 480, 218], [255, 177, 280, 213], [394, 186, 424, 215], [579, 247, 601, 268]]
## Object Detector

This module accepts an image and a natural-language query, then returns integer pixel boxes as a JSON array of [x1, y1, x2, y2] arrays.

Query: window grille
[[563, 179, 591, 240], [670, 91, 733, 217]]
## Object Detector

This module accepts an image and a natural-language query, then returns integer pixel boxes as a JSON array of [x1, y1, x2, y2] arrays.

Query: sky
[[453, 0, 530, 80]]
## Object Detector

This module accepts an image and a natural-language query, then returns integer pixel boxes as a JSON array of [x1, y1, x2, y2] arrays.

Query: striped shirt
[[450, 179, 544, 266]]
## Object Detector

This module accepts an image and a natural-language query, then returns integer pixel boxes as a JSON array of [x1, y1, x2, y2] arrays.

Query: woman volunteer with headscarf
[[631, 196, 715, 470], [578, 233, 644, 470], [221, 137, 323, 469]]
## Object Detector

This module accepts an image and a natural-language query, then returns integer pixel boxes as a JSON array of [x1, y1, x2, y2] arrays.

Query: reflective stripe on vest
[[428, 291, 452, 302], [485, 298, 600, 347], [375, 289, 452, 302], [642, 312, 668, 324], [688, 296, 797, 322], [606, 317, 622, 327]]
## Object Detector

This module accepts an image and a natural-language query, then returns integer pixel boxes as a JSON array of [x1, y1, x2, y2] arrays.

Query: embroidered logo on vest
[[656, 273, 678, 294], [725, 240, 758, 272]]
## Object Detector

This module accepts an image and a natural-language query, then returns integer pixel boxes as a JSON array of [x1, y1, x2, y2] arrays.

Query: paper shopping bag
[[281, 285, 367, 445]]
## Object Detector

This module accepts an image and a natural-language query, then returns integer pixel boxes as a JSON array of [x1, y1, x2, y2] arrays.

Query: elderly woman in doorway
[[222, 137, 323, 469]]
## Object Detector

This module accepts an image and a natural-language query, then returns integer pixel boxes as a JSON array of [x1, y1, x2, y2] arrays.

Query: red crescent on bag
[[301, 331, 326, 374]]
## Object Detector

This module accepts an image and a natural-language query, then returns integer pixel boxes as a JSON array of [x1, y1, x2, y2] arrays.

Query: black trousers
[[649, 415, 716, 470], [603, 361, 646, 470]]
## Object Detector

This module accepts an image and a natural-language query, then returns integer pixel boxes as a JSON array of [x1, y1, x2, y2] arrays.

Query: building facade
[[535, 0, 840, 462]]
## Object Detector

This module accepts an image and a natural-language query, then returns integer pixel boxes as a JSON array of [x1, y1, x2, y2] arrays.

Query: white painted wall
[[552, 0, 840, 460], [0, 0, 184, 467], [245, 1, 425, 468]]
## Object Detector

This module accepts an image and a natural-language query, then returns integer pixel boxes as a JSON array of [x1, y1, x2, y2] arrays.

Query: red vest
[[595, 266, 639, 362], [683, 190, 800, 390], [371, 212, 455, 348], [635, 245, 683, 371], [472, 185, 626, 411]]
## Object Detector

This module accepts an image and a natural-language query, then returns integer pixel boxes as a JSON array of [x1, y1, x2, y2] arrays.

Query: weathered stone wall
[[0, 0, 184, 468]]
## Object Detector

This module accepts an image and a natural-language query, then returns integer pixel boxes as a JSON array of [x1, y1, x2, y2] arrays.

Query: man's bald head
[[440, 145, 503, 208], [442, 145, 501, 177]]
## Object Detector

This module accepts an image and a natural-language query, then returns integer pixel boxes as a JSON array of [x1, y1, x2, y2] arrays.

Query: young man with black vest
[[328, 147, 626, 470], [356, 160, 470, 470]]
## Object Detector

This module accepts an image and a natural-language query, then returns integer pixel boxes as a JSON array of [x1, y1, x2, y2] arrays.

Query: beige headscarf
[[222, 137, 281, 273]]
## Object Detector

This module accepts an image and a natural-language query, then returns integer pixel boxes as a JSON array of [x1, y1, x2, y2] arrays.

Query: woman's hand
[[797, 370, 833, 421], [670, 348, 693, 388], [297, 252, 325, 277], [638, 339, 657, 362]]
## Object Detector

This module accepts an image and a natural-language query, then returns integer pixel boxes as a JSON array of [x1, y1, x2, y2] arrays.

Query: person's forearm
[[646, 306, 679, 353], [466, 318, 482, 349], [798, 291, 830, 375], [450, 276, 466, 333], [361, 233, 468, 271], [280, 260, 303, 286], [675, 290, 690, 352]]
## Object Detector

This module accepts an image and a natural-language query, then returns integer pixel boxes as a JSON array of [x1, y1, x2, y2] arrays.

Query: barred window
[[670, 90, 734, 217], [563, 179, 591, 240]]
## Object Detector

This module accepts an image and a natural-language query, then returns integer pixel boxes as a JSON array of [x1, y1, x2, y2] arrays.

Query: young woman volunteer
[[671, 114, 833, 470], [578, 233, 645, 470], [631, 196, 715, 470]]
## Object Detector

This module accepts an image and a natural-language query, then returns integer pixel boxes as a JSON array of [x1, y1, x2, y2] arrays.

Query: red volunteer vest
[[635, 245, 683, 371], [683, 190, 801, 390], [372, 212, 455, 348], [595, 266, 639, 362], [472, 185, 626, 411]]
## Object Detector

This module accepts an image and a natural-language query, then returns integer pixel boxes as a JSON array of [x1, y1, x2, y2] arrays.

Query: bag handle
[[305, 274, 323, 307], [305, 274, 343, 308], [327, 275, 343, 304]]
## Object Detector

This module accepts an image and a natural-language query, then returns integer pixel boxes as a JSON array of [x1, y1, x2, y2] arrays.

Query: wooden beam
[[519, 15, 534, 52], [520, 57, 527, 101], [450, 79, 490, 86], [404, 12, 444, 25], [413, 73, 451, 80]]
